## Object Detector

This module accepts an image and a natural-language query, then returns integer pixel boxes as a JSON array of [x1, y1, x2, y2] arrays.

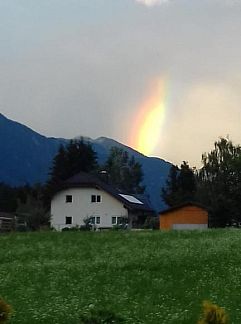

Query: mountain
[[0, 113, 171, 211]]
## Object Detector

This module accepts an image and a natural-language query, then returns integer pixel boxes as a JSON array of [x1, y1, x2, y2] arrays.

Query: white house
[[51, 172, 154, 231]]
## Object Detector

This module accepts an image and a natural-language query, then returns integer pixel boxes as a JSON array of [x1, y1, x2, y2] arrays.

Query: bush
[[143, 216, 159, 229], [198, 300, 229, 324], [61, 227, 70, 232], [79, 308, 125, 323], [79, 225, 91, 231], [62, 226, 79, 232], [112, 224, 129, 231], [0, 297, 12, 323]]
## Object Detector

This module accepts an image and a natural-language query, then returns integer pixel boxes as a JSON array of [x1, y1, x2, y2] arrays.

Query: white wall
[[51, 187, 128, 231], [172, 224, 208, 230]]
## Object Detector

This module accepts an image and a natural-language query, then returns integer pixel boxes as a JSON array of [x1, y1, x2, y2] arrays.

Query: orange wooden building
[[159, 202, 208, 230]]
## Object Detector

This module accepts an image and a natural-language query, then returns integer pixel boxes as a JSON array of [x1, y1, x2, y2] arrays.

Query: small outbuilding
[[159, 202, 208, 230]]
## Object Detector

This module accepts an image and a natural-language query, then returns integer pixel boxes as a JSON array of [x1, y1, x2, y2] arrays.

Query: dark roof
[[55, 172, 154, 213], [159, 201, 208, 215]]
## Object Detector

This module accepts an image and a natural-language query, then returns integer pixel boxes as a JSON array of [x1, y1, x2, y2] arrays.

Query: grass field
[[0, 230, 241, 323]]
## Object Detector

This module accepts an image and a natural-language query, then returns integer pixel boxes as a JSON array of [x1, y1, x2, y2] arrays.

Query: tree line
[[1, 136, 241, 229], [162, 137, 241, 227], [0, 139, 144, 230]]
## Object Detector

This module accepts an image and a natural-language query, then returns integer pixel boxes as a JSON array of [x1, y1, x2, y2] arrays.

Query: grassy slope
[[0, 230, 240, 323]]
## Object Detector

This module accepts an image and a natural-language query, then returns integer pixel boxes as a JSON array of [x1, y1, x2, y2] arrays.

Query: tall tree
[[0, 183, 17, 212], [44, 139, 98, 206], [162, 162, 196, 207], [65, 140, 97, 176], [16, 184, 49, 230], [178, 161, 196, 196], [103, 147, 145, 194], [197, 137, 241, 227], [50, 140, 97, 183]]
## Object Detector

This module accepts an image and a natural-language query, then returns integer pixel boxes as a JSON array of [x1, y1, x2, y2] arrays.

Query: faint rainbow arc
[[130, 79, 168, 156]]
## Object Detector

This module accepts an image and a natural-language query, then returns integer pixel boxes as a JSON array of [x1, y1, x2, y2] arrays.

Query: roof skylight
[[119, 194, 143, 204]]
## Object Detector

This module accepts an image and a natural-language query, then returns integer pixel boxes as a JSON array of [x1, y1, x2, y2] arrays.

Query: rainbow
[[129, 78, 168, 156]]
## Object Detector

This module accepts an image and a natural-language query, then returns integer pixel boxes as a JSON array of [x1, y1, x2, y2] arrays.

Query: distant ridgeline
[[0, 113, 171, 211]]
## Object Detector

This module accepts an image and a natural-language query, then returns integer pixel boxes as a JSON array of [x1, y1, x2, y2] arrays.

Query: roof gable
[[159, 201, 208, 215], [55, 172, 154, 212]]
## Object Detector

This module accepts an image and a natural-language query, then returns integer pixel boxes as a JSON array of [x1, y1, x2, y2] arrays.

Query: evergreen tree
[[49, 144, 68, 184], [197, 137, 241, 227], [0, 183, 17, 212], [162, 162, 196, 206], [103, 147, 145, 194], [161, 165, 179, 206], [178, 161, 196, 197], [50, 140, 97, 183], [16, 189, 49, 230], [44, 139, 98, 207]]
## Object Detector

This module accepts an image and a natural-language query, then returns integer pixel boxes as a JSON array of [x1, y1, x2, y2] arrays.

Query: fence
[[0, 217, 14, 232]]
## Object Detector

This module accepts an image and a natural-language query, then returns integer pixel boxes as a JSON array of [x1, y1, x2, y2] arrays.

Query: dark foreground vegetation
[[162, 137, 241, 227], [1, 137, 241, 232], [0, 230, 240, 323], [0, 138, 145, 231]]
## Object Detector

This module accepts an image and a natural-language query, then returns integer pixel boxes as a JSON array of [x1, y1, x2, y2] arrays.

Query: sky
[[1, 0, 241, 167]]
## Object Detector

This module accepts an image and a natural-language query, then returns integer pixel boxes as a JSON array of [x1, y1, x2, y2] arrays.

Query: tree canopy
[[103, 147, 145, 194], [161, 161, 196, 207], [161, 138, 241, 227], [197, 137, 241, 227], [44, 139, 98, 206], [0, 183, 17, 212], [49, 139, 97, 183]]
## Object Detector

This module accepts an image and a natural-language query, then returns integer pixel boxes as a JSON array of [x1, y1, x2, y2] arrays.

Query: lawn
[[0, 230, 241, 323]]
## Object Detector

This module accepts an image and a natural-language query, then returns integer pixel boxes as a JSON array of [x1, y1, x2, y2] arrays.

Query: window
[[117, 217, 122, 225], [66, 195, 72, 203], [112, 216, 126, 226], [91, 195, 101, 203], [90, 216, 95, 224], [90, 216, 100, 225], [65, 216, 72, 225]]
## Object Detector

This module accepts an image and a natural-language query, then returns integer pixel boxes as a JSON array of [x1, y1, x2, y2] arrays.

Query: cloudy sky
[[1, 0, 241, 167]]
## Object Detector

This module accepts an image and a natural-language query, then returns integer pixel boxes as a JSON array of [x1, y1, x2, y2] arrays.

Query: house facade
[[51, 172, 154, 231], [159, 202, 208, 230]]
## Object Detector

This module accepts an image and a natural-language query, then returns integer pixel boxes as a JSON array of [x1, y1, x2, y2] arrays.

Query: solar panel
[[119, 194, 143, 204]]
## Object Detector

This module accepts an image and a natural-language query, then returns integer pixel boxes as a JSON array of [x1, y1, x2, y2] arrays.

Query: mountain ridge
[[0, 113, 171, 211]]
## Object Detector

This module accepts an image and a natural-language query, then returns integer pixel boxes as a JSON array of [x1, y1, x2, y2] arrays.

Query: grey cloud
[[1, 1, 241, 166], [135, 0, 170, 6]]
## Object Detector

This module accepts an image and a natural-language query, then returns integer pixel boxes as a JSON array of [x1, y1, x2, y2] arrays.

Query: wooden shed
[[159, 202, 208, 230]]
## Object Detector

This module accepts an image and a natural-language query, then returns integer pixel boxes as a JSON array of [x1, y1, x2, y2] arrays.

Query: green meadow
[[1, 230, 241, 323]]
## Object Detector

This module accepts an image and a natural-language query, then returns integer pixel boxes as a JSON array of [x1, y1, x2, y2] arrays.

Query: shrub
[[79, 308, 125, 323], [61, 227, 70, 232], [79, 225, 91, 231], [143, 216, 159, 229], [0, 297, 12, 324], [68, 226, 79, 232], [112, 225, 122, 231], [198, 300, 229, 324], [61, 226, 78, 232]]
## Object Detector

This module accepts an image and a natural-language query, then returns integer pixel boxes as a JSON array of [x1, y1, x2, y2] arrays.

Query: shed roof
[[55, 172, 154, 213], [159, 201, 208, 215]]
